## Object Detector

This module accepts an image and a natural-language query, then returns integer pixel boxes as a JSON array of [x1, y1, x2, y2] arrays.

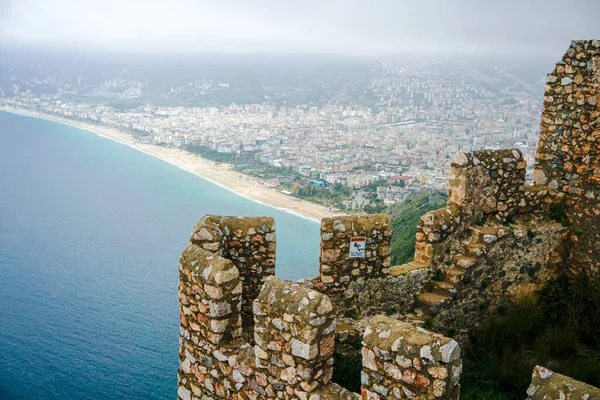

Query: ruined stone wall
[[190, 215, 276, 337], [448, 149, 527, 222], [405, 148, 572, 338], [526, 365, 600, 399], [534, 39, 600, 277], [361, 316, 462, 399], [253, 277, 336, 398], [415, 149, 528, 267], [179, 216, 463, 400]]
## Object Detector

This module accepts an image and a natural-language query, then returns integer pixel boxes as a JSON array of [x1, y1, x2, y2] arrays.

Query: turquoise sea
[[0, 111, 320, 399]]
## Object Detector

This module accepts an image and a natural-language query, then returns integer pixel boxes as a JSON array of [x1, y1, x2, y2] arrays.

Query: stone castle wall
[[177, 40, 600, 399], [534, 40, 600, 276], [178, 216, 462, 400]]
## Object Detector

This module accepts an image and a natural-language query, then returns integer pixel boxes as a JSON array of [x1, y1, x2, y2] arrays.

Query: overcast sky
[[1, 0, 599, 56]]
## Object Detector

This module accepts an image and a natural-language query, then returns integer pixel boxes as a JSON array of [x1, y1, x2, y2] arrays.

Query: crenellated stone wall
[[178, 215, 463, 400], [534, 39, 600, 277], [177, 40, 600, 400]]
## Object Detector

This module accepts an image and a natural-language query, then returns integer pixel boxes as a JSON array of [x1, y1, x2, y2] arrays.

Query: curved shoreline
[[0, 107, 339, 222]]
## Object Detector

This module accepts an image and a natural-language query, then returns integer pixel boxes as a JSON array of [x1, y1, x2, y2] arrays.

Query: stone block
[[526, 365, 600, 399], [361, 316, 461, 400]]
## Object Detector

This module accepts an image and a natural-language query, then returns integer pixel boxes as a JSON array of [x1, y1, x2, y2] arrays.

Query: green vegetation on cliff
[[461, 274, 600, 399], [387, 191, 447, 265]]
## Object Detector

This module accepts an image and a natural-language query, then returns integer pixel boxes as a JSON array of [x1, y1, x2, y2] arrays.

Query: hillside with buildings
[[1, 54, 550, 214]]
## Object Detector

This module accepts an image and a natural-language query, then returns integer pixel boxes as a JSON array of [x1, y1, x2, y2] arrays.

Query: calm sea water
[[0, 111, 320, 399]]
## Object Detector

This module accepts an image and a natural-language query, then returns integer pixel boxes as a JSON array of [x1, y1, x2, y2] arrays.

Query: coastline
[[0, 106, 339, 222]]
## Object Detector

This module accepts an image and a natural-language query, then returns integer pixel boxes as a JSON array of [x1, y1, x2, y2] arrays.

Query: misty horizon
[[1, 0, 599, 57]]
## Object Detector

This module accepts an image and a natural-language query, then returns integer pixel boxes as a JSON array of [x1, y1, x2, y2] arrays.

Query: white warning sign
[[349, 237, 366, 258]]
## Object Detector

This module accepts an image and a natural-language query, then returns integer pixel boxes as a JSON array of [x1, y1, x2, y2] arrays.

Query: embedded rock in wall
[[534, 39, 600, 276], [361, 316, 462, 400], [349, 266, 430, 318], [526, 365, 600, 399]]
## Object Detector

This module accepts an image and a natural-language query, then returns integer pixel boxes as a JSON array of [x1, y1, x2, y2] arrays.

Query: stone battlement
[[178, 217, 461, 399], [177, 40, 600, 399], [449, 148, 527, 222]]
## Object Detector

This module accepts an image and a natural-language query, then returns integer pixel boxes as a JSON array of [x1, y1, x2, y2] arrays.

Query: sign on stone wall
[[349, 237, 366, 258]]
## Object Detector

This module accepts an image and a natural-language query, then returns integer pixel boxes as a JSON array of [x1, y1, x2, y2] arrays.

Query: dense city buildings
[[1, 61, 544, 210]]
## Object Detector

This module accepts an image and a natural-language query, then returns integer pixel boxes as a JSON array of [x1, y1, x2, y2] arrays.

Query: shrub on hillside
[[462, 274, 600, 399]]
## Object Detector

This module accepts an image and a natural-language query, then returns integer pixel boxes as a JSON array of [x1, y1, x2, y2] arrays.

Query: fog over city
[[1, 0, 599, 56]]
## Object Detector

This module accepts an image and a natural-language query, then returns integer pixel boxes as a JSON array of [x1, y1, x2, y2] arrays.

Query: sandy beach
[[0, 106, 339, 222]]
